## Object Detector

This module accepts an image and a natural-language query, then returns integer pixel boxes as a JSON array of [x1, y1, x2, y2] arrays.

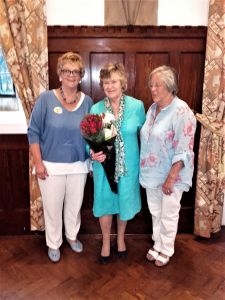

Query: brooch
[[54, 106, 62, 114]]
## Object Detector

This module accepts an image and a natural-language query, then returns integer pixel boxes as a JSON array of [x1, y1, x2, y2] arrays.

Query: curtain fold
[[194, 0, 225, 237], [105, 0, 158, 26], [0, 0, 48, 230]]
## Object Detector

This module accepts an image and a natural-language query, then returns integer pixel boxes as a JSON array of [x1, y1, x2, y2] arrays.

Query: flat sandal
[[155, 254, 170, 267], [146, 248, 159, 262]]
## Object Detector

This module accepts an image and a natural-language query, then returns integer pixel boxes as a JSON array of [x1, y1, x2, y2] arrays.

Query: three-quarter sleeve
[[171, 107, 196, 169], [27, 96, 45, 145]]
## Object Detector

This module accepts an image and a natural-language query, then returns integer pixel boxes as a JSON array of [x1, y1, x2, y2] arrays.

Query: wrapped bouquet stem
[[80, 112, 118, 193]]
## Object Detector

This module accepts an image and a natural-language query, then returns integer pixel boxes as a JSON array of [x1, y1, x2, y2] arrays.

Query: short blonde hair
[[57, 52, 85, 78], [99, 63, 127, 92], [149, 65, 178, 95]]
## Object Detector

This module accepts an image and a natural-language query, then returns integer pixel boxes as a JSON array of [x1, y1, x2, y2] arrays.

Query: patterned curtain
[[194, 0, 225, 237], [0, 0, 48, 230]]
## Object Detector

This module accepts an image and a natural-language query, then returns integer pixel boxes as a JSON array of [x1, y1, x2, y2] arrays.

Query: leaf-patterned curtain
[[0, 0, 48, 230], [194, 0, 225, 237]]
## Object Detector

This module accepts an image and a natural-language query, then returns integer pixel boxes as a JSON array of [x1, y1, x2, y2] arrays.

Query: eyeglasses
[[148, 82, 163, 89], [61, 69, 81, 77]]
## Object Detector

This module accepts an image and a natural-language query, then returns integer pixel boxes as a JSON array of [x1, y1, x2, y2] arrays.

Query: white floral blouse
[[140, 96, 196, 192]]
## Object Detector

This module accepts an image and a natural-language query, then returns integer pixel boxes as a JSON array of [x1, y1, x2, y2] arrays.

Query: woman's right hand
[[35, 161, 48, 180], [90, 150, 106, 163]]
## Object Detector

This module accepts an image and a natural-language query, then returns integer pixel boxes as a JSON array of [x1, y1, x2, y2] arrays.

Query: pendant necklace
[[60, 86, 79, 104]]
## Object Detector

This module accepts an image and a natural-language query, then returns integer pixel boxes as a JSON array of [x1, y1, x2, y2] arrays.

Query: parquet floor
[[0, 229, 225, 300]]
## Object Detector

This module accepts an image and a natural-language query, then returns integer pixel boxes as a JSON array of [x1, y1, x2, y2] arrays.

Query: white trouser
[[146, 187, 183, 257], [38, 174, 87, 249]]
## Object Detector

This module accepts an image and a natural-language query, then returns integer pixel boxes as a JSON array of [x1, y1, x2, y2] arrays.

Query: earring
[[59, 78, 62, 82], [79, 80, 82, 84]]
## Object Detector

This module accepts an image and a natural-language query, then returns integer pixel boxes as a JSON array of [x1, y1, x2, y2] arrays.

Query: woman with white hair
[[140, 65, 196, 267]]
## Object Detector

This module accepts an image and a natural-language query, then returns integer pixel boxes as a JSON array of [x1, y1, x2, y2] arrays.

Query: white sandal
[[155, 254, 170, 267], [146, 248, 159, 262]]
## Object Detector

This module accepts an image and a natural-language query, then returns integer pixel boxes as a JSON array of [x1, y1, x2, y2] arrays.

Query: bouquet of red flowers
[[80, 112, 118, 193]]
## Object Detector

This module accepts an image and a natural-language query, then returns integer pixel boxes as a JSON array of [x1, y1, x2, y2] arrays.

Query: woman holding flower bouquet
[[28, 52, 93, 263], [90, 63, 145, 264]]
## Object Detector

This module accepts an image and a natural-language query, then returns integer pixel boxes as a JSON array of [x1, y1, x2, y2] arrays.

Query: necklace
[[60, 86, 79, 104]]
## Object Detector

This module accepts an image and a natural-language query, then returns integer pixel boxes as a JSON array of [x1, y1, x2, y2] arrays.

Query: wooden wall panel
[[90, 53, 125, 101], [135, 53, 170, 108], [0, 26, 207, 235], [47, 26, 206, 234], [179, 53, 205, 113], [0, 135, 30, 235]]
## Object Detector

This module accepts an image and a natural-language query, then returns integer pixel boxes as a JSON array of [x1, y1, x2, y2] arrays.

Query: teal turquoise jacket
[[90, 95, 145, 221]]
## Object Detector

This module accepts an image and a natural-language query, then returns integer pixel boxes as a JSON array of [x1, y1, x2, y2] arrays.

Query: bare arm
[[162, 160, 184, 195], [30, 143, 48, 180]]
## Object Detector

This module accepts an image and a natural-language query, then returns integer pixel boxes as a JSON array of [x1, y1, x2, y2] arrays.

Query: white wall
[[46, 0, 104, 26], [1, 0, 210, 134], [0, 101, 27, 134], [158, 0, 209, 26]]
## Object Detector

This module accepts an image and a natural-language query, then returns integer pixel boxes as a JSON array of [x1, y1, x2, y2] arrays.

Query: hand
[[35, 161, 48, 180], [162, 161, 183, 195], [90, 150, 106, 163], [162, 175, 175, 196]]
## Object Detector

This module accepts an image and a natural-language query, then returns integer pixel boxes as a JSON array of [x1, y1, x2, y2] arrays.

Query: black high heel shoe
[[111, 245, 128, 258], [99, 255, 111, 265], [117, 249, 128, 258]]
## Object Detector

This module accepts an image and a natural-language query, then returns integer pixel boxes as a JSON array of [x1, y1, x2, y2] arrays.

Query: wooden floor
[[0, 229, 225, 300]]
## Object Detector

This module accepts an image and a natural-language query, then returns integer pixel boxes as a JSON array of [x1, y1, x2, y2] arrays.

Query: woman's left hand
[[162, 175, 175, 195], [162, 161, 184, 195], [90, 149, 106, 163]]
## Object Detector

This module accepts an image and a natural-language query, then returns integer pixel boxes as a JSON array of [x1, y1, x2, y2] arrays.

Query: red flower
[[80, 113, 118, 193], [80, 114, 104, 142], [80, 113, 117, 144]]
